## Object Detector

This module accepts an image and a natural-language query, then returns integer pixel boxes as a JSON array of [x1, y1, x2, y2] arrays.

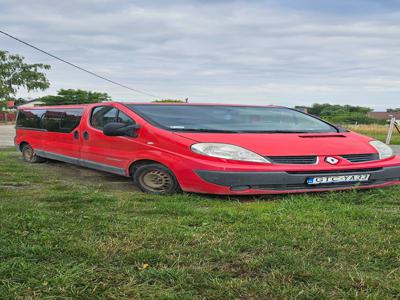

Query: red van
[[15, 102, 400, 195]]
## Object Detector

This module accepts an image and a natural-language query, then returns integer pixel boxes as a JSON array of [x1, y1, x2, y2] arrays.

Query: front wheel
[[21, 144, 46, 163], [133, 164, 180, 195]]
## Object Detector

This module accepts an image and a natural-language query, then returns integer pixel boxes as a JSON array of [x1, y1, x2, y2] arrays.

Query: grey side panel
[[36, 150, 80, 165], [35, 149, 126, 176], [81, 159, 126, 176]]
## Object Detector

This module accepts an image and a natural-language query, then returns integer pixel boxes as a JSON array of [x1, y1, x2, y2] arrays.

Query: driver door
[[79, 105, 137, 175]]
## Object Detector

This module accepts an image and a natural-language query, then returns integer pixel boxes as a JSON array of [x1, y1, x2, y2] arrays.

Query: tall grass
[[346, 124, 400, 145]]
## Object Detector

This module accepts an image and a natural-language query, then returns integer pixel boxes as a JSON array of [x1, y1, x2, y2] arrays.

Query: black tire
[[133, 163, 180, 195], [21, 144, 46, 163]]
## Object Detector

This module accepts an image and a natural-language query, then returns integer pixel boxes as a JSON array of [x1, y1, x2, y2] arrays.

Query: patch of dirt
[[37, 160, 137, 192]]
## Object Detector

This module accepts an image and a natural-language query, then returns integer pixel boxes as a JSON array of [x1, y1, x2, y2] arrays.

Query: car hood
[[173, 131, 377, 156]]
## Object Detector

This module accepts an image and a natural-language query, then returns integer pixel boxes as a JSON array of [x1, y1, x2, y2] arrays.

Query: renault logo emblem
[[325, 157, 339, 165]]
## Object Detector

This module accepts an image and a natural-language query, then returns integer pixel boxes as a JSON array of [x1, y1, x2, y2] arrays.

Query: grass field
[[346, 124, 400, 145], [1, 147, 400, 299]]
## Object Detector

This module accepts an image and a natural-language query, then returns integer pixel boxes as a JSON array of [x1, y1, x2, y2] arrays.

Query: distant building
[[1, 100, 16, 112], [368, 112, 400, 120], [6, 100, 15, 108], [17, 99, 44, 108]]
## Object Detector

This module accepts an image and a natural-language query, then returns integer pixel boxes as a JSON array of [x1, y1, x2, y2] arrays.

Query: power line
[[0, 29, 162, 99]]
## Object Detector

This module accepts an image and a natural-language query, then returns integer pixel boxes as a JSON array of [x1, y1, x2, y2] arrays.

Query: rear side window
[[17, 108, 83, 132], [42, 109, 83, 133], [16, 110, 46, 129], [91, 106, 118, 129]]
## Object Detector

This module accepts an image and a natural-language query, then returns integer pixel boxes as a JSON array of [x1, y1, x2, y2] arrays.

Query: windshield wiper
[[170, 128, 240, 133]]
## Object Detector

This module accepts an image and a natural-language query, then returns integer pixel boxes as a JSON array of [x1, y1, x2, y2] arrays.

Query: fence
[[0, 112, 16, 122]]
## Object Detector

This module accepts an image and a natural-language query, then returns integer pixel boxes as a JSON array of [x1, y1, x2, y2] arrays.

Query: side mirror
[[103, 122, 141, 138]]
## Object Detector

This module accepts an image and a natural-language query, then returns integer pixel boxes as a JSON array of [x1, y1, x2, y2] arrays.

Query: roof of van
[[123, 102, 283, 107], [18, 104, 89, 110], [18, 102, 283, 109]]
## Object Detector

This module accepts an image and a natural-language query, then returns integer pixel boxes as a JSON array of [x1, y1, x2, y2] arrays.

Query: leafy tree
[[39, 89, 111, 105], [387, 108, 400, 112], [295, 103, 376, 124], [0, 50, 50, 100], [299, 103, 373, 116]]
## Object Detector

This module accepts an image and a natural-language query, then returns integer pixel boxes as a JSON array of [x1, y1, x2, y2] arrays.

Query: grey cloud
[[0, 0, 399, 109]]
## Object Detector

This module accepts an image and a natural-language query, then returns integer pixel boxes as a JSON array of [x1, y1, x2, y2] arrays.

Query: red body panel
[[15, 102, 400, 195]]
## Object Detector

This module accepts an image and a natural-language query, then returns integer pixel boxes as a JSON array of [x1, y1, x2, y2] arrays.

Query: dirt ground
[[41, 159, 136, 191]]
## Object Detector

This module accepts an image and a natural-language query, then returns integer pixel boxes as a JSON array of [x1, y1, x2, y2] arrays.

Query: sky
[[1, 0, 400, 110]]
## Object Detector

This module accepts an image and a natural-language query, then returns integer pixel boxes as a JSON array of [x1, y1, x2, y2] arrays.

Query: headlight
[[369, 140, 393, 159], [191, 143, 270, 163]]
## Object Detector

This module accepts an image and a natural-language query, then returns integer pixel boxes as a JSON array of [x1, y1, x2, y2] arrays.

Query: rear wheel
[[133, 163, 180, 195], [21, 144, 46, 163]]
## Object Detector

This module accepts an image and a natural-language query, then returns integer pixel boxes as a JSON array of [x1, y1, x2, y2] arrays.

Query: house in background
[[368, 112, 400, 121], [17, 99, 44, 108], [0, 100, 17, 122]]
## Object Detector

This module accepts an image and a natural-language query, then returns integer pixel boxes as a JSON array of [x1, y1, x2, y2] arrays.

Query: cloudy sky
[[1, 0, 400, 109]]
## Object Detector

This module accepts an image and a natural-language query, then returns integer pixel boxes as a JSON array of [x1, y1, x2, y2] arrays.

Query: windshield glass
[[126, 105, 337, 133]]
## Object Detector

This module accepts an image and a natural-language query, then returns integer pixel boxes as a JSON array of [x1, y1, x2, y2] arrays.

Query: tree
[[0, 50, 50, 100], [387, 108, 400, 112], [295, 103, 377, 124], [300, 103, 373, 116], [39, 89, 111, 105]]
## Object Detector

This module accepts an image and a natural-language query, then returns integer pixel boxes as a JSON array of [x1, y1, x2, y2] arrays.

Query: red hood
[[174, 132, 377, 156]]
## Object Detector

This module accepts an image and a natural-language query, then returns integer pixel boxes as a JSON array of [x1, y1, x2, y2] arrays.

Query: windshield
[[126, 105, 337, 133]]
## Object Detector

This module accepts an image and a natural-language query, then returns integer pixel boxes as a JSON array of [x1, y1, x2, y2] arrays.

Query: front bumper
[[194, 166, 400, 194]]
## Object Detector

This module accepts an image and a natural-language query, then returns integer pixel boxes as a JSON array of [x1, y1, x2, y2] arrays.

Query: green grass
[[1, 148, 400, 299]]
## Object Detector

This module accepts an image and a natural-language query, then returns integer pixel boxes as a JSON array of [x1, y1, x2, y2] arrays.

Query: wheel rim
[[139, 170, 172, 192], [23, 147, 34, 161]]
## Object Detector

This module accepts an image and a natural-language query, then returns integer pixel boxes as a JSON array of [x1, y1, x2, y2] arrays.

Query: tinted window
[[116, 110, 135, 126], [17, 109, 83, 132], [127, 105, 337, 133], [90, 106, 117, 129], [42, 109, 83, 133], [17, 109, 46, 129]]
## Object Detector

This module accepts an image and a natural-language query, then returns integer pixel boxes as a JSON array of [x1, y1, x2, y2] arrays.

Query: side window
[[42, 110, 63, 132], [90, 106, 117, 130], [59, 109, 83, 132], [116, 110, 135, 126], [42, 109, 83, 133], [16, 109, 46, 129]]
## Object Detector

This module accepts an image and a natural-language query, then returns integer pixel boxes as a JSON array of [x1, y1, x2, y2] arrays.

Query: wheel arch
[[129, 159, 167, 176], [18, 141, 29, 151]]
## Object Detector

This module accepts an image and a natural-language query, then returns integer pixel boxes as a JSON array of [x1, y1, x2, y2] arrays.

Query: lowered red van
[[15, 102, 400, 195]]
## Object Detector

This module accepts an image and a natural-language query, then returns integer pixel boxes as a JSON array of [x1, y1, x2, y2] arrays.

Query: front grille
[[251, 178, 399, 191], [266, 156, 317, 164], [340, 153, 379, 163], [287, 168, 382, 175]]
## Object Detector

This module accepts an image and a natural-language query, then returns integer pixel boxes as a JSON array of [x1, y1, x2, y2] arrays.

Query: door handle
[[83, 131, 89, 140], [73, 131, 79, 139]]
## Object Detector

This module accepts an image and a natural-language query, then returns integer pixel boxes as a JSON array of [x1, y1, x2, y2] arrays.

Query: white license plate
[[306, 174, 371, 185]]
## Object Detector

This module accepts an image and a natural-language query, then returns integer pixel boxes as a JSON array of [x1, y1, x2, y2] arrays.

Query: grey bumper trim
[[195, 166, 400, 190]]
